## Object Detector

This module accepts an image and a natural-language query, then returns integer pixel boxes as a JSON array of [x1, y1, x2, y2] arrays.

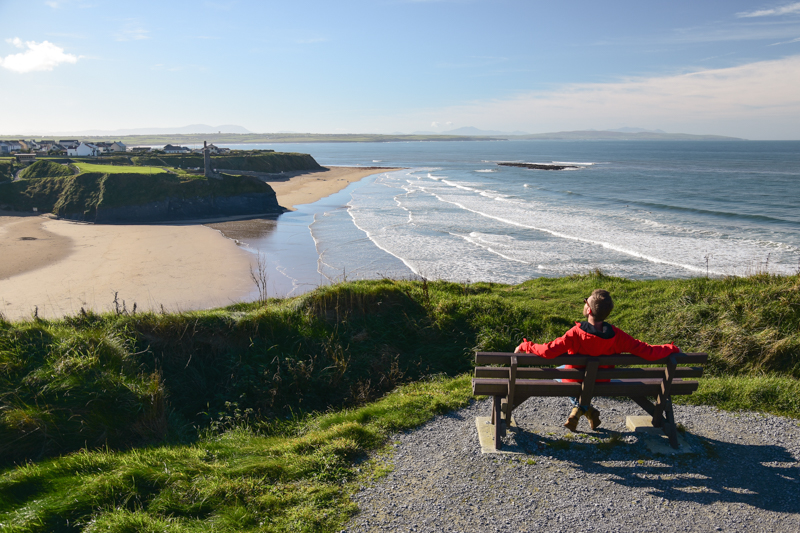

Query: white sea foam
[[309, 156, 800, 284], [475, 169, 497, 173]]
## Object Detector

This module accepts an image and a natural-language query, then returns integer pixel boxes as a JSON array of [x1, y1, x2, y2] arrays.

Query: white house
[[1, 141, 23, 153], [67, 142, 100, 157], [59, 140, 80, 150], [163, 144, 191, 154]]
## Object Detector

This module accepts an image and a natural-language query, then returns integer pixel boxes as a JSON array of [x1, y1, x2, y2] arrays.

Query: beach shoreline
[[0, 165, 394, 321], [261, 165, 399, 211]]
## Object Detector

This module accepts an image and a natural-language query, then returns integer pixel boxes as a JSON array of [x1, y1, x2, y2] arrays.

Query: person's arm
[[613, 327, 680, 361], [515, 329, 573, 358]]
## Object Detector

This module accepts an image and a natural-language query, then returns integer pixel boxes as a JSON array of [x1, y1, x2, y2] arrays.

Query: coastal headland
[[0, 164, 394, 321]]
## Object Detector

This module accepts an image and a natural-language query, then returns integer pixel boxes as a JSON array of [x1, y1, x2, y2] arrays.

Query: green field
[[74, 162, 169, 174]]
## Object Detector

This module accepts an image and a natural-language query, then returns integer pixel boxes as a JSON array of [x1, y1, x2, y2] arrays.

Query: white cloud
[[115, 21, 150, 42], [410, 55, 800, 139], [770, 36, 800, 45], [295, 37, 327, 44], [0, 38, 78, 73], [737, 2, 800, 18], [116, 27, 150, 41]]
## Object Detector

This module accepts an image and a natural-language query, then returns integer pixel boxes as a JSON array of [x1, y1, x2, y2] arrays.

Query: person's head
[[583, 289, 614, 322]]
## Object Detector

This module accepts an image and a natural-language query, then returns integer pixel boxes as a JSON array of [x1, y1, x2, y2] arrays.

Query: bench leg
[[663, 398, 679, 449], [493, 395, 503, 450]]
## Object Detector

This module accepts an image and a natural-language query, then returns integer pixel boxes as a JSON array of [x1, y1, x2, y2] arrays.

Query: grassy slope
[[18, 161, 74, 180], [1, 274, 799, 531]]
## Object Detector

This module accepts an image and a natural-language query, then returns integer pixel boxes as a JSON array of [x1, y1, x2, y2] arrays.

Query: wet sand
[[0, 166, 396, 321]]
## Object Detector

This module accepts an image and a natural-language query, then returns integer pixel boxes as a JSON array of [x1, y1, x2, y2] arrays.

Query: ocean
[[218, 140, 800, 297]]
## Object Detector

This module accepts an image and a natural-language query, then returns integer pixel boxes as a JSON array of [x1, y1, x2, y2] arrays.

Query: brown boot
[[585, 406, 602, 430], [564, 407, 582, 431]]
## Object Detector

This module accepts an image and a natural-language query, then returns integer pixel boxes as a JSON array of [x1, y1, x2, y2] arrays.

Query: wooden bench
[[472, 352, 708, 450]]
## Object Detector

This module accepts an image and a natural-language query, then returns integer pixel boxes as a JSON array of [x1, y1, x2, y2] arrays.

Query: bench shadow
[[509, 426, 799, 513]]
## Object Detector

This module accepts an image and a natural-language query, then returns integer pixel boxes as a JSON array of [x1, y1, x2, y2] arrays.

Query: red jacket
[[516, 322, 680, 382]]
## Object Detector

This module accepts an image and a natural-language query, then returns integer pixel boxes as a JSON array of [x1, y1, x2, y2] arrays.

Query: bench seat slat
[[473, 377, 699, 397], [474, 366, 703, 380], [475, 352, 708, 366]]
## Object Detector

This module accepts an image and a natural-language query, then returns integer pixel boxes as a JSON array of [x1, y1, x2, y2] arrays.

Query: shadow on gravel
[[510, 427, 799, 514]]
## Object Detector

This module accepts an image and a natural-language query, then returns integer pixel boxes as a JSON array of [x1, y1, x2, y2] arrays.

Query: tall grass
[[0, 376, 473, 533], [2, 274, 799, 466]]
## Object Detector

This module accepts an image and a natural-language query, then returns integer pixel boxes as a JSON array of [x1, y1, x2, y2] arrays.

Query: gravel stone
[[345, 397, 800, 532]]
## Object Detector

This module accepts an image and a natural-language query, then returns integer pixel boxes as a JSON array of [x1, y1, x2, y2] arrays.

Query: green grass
[[0, 375, 473, 533], [18, 161, 75, 180], [74, 162, 169, 175], [675, 374, 800, 416]]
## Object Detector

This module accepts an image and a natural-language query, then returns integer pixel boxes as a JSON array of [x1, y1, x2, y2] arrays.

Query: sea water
[[222, 140, 800, 296]]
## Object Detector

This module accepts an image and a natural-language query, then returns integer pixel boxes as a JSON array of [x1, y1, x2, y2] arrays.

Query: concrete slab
[[641, 432, 695, 455], [626, 415, 662, 434], [475, 416, 524, 455], [627, 416, 694, 454]]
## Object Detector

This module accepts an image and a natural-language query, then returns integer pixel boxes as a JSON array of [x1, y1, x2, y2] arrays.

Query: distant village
[[0, 139, 230, 163]]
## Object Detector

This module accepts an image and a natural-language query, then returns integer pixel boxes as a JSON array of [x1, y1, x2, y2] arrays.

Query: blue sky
[[2, 1, 800, 138]]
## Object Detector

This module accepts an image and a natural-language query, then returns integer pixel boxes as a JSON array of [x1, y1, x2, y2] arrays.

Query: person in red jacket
[[515, 289, 680, 432]]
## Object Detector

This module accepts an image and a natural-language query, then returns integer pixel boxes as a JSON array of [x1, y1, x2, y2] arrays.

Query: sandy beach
[[261, 166, 396, 211], [0, 166, 393, 321]]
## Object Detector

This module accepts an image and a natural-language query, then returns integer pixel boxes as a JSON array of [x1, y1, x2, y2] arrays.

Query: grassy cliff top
[[1, 273, 798, 530], [0, 150, 320, 216]]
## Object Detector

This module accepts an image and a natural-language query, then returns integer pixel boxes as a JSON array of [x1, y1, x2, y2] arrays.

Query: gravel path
[[345, 397, 800, 532]]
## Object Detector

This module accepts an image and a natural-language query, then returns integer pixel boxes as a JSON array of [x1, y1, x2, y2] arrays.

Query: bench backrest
[[475, 352, 708, 367]]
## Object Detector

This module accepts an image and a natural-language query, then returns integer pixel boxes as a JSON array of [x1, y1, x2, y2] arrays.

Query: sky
[[1, 1, 800, 139]]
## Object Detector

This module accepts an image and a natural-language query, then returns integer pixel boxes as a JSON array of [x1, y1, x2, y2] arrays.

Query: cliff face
[[0, 172, 284, 223], [91, 191, 282, 222]]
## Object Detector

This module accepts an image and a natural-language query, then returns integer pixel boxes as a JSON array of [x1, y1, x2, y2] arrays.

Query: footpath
[[345, 396, 800, 533]]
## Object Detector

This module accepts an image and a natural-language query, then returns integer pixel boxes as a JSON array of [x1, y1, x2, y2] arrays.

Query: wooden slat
[[475, 352, 708, 366], [474, 378, 581, 396], [505, 356, 517, 422], [473, 377, 699, 397], [474, 366, 702, 380]]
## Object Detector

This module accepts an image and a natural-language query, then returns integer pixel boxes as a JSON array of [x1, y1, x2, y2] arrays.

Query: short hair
[[586, 289, 614, 321]]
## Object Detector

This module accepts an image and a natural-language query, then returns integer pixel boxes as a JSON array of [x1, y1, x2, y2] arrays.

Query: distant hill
[[25, 124, 253, 136], [511, 130, 744, 141], [442, 126, 530, 136], [606, 127, 667, 134], [412, 126, 529, 136]]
